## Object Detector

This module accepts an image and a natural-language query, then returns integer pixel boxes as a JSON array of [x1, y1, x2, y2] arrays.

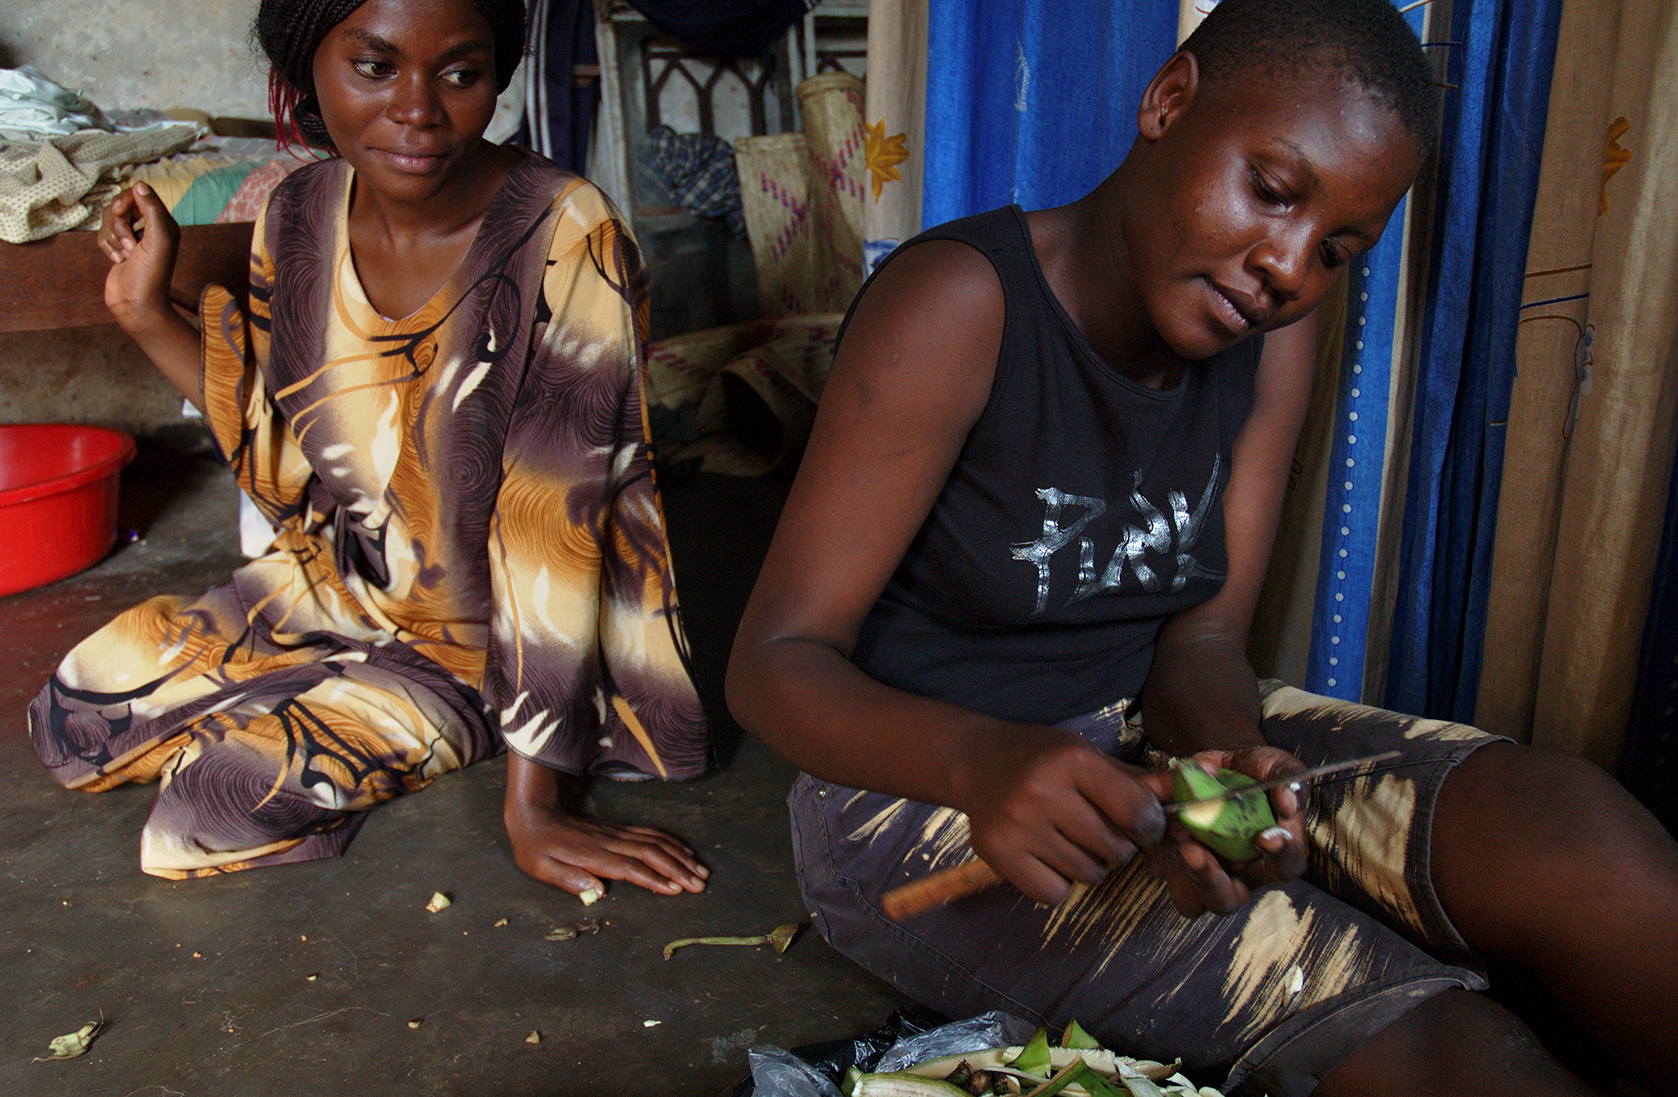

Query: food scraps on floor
[[34, 1020, 103, 1062], [662, 921, 803, 960]]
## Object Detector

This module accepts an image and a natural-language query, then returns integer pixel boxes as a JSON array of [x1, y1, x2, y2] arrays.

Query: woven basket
[[734, 133, 817, 319], [796, 72, 867, 313], [646, 315, 842, 476]]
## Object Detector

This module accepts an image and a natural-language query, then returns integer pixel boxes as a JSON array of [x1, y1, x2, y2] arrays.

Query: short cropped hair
[[253, 0, 525, 150], [1181, 0, 1441, 158]]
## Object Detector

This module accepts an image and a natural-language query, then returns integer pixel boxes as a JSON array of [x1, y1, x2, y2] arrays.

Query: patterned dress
[[28, 155, 709, 879]]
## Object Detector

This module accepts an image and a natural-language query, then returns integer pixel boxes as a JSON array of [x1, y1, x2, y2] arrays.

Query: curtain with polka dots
[[1256, 0, 1568, 714], [1302, 210, 1414, 704]]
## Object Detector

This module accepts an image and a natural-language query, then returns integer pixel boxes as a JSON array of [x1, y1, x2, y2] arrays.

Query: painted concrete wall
[[0, 0, 267, 120], [0, 327, 183, 437]]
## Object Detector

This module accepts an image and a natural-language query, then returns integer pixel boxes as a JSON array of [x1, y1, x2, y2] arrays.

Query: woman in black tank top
[[728, 1, 1678, 1091]]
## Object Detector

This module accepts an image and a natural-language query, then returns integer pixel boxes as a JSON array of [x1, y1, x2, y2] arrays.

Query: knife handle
[[880, 859, 1003, 921]]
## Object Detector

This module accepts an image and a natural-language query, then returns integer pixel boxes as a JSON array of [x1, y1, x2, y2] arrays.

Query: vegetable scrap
[[34, 1020, 102, 1062], [408, 1019, 423, 1029], [644, 1020, 661, 1028], [843, 1023, 1226, 1097], [544, 919, 602, 942], [662, 921, 803, 961], [493, 918, 509, 928], [525, 1030, 542, 1045], [425, 891, 452, 913], [578, 887, 601, 906]]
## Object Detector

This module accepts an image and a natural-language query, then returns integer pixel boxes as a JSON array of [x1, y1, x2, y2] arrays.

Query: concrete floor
[[0, 439, 911, 1096]]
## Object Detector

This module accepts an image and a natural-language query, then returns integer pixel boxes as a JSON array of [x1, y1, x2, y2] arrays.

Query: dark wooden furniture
[[0, 222, 254, 334]]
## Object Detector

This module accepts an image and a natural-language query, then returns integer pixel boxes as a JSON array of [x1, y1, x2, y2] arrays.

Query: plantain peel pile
[[846, 1022, 1226, 1096]]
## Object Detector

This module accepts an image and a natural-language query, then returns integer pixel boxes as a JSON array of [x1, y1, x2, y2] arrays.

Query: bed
[[0, 124, 299, 333]]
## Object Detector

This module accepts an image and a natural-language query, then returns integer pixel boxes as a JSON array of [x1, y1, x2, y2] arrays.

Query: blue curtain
[[1302, 213, 1411, 699], [1621, 461, 1678, 835], [922, 0, 1179, 228], [1383, 0, 1564, 719]]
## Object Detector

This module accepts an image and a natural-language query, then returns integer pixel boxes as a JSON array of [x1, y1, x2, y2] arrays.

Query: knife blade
[[1161, 750, 1403, 814]]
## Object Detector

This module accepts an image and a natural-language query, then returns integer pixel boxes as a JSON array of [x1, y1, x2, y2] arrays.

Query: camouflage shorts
[[788, 681, 1505, 1097]]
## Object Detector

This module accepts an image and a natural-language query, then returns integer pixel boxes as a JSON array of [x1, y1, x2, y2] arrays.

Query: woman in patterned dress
[[30, 0, 712, 901]]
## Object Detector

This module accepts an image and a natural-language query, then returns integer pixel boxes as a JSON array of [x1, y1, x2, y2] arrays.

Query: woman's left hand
[[502, 752, 708, 899], [504, 797, 710, 899], [1143, 745, 1309, 917]]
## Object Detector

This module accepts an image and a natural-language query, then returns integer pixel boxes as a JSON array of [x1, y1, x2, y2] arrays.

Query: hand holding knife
[[879, 751, 1402, 921]]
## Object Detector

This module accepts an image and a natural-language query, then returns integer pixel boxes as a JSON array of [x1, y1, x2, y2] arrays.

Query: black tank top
[[849, 206, 1261, 724]]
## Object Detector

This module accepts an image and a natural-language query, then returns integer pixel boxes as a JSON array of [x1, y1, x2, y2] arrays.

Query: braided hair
[[1181, 0, 1441, 160], [254, 0, 525, 152]]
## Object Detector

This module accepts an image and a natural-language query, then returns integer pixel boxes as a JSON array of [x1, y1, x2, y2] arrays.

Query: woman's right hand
[[99, 183, 180, 327], [957, 724, 1170, 907]]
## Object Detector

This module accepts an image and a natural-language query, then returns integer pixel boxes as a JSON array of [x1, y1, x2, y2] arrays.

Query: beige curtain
[[862, 0, 927, 272], [1177, 0, 1215, 44], [1477, 0, 1678, 766]]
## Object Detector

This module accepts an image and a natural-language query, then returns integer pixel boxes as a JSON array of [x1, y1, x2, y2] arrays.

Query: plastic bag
[[745, 1046, 846, 1097], [734, 1007, 944, 1096], [872, 1011, 1037, 1074], [736, 1009, 1037, 1097]]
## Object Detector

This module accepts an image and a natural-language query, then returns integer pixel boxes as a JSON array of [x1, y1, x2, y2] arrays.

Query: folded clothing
[[0, 126, 198, 243], [0, 64, 112, 140]]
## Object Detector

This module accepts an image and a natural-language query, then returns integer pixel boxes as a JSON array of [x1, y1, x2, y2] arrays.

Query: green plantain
[[1168, 760, 1277, 862]]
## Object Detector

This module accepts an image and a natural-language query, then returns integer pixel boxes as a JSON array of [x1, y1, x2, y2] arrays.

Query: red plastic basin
[[0, 424, 136, 597]]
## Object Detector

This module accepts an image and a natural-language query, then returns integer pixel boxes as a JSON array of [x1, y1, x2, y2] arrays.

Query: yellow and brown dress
[[28, 155, 709, 878]]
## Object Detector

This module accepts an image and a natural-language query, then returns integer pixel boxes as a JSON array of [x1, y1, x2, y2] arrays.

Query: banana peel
[[908, 1047, 1177, 1082], [1008, 1027, 1053, 1075], [884, 1023, 1207, 1097], [1060, 1020, 1101, 1050], [1168, 760, 1276, 862], [851, 1073, 975, 1096]]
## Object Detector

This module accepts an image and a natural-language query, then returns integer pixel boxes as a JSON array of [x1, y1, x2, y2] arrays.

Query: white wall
[[0, 0, 268, 120]]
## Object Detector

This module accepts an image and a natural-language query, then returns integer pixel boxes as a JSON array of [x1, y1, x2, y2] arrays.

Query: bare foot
[[503, 751, 708, 898]]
